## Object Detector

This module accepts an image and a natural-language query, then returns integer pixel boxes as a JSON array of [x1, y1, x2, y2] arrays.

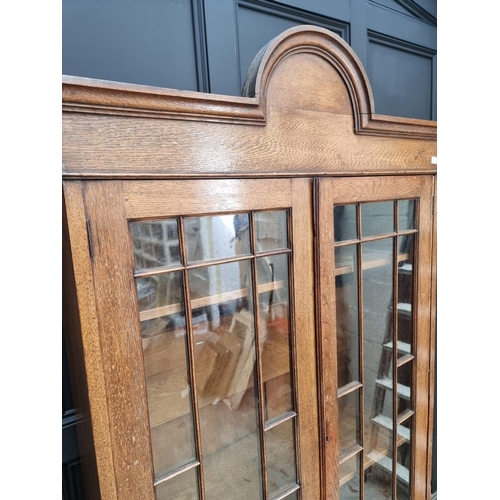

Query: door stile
[[314, 178, 340, 500], [291, 178, 321, 500], [411, 178, 434, 500], [63, 181, 118, 500], [425, 178, 437, 500], [83, 180, 156, 499]]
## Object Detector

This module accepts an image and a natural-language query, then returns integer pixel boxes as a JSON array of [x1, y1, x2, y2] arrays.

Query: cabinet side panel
[[63, 181, 118, 500], [83, 181, 155, 500]]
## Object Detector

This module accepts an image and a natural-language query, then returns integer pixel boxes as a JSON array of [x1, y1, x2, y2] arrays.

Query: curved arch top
[[242, 25, 374, 116], [242, 25, 435, 139]]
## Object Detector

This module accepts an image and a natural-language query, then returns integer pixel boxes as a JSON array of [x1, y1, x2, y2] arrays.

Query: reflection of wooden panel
[[142, 329, 192, 379], [339, 458, 357, 487], [144, 327, 291, 429], [199, 388, 260, 458], [222, 311, 256, 410], [264, 373, 293, 421]]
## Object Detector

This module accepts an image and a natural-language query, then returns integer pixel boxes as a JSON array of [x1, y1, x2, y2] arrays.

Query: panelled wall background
[[62, 1, 437, 498]]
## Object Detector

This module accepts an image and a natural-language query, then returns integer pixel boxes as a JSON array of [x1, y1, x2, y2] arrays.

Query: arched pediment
[[62, 25, 436, 178]]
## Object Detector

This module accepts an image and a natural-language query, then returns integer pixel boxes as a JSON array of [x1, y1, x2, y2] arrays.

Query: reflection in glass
[[399, 199, 416, 231], [398, 235, 414, 356], [185, 214, 251, 264], [397, 416, 412, 499], [138, 272, 197, 478], [339, 390, 360, 455], [335, 198, 419, 498], [257, 255, 293, 420], [397, 362, 413, 415], [362, 237, 394, 496], [136, 273, 184, 324], [364, 431, 393, 499], [255, 210, 288, 253], [190, 260, 256, 404], [335, 246, 359, 387], [189, 260, 263, 500], [188, 260, 251, 331], [334, 204, 357, 242], [130, 219, 181, 272], [155, 468, 199, 500], [266, 419, 298, 496], [200, 393, 262, 500], [361, 201, 394, 238], [340, 455, 360, 500]]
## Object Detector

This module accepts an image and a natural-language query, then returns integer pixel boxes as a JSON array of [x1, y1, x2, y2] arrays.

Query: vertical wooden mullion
[[357, 202, 365, 500], [249, 212, 269, 500], [286, 206, 301, 495], [392, 202, 399, 500], [178, 216, 206, 500], [411, 197, 421, 500]]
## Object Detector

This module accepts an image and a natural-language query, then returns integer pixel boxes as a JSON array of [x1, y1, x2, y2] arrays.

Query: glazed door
[[81, 178, 319, 500], [316, 176, 435, 500]]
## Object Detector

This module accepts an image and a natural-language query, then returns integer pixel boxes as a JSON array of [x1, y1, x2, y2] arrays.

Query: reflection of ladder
[[369, 262, 413, 487]]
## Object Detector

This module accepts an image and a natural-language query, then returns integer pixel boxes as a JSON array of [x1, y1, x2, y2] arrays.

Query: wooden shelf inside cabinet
[[335, 253, 409, 276], [365, 453, 410, 485], [338, 412, 410, 486], [375, 377, 411, 401], [371, 414, 410, 442], [140, 280, 284, 322]]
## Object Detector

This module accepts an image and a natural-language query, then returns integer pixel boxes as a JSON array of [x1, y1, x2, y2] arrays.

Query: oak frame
[[62, 25, 437, 500]]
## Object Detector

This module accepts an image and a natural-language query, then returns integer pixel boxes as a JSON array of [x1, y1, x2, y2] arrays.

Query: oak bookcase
[[62, 26, 436, 500]]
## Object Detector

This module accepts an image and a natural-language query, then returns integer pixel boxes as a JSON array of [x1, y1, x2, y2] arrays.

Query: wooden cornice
[[62, 76, 264, 125]]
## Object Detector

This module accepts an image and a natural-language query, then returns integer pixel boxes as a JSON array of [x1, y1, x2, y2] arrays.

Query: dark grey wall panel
[[367, 2, 436, 50], [367, 32, 435, 119], [205, 0, 349, 96], [236, 2, 349, 89], [279, 0, 350, 19], [62, 0, 199, 90], [368, 0, 436, 25]]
